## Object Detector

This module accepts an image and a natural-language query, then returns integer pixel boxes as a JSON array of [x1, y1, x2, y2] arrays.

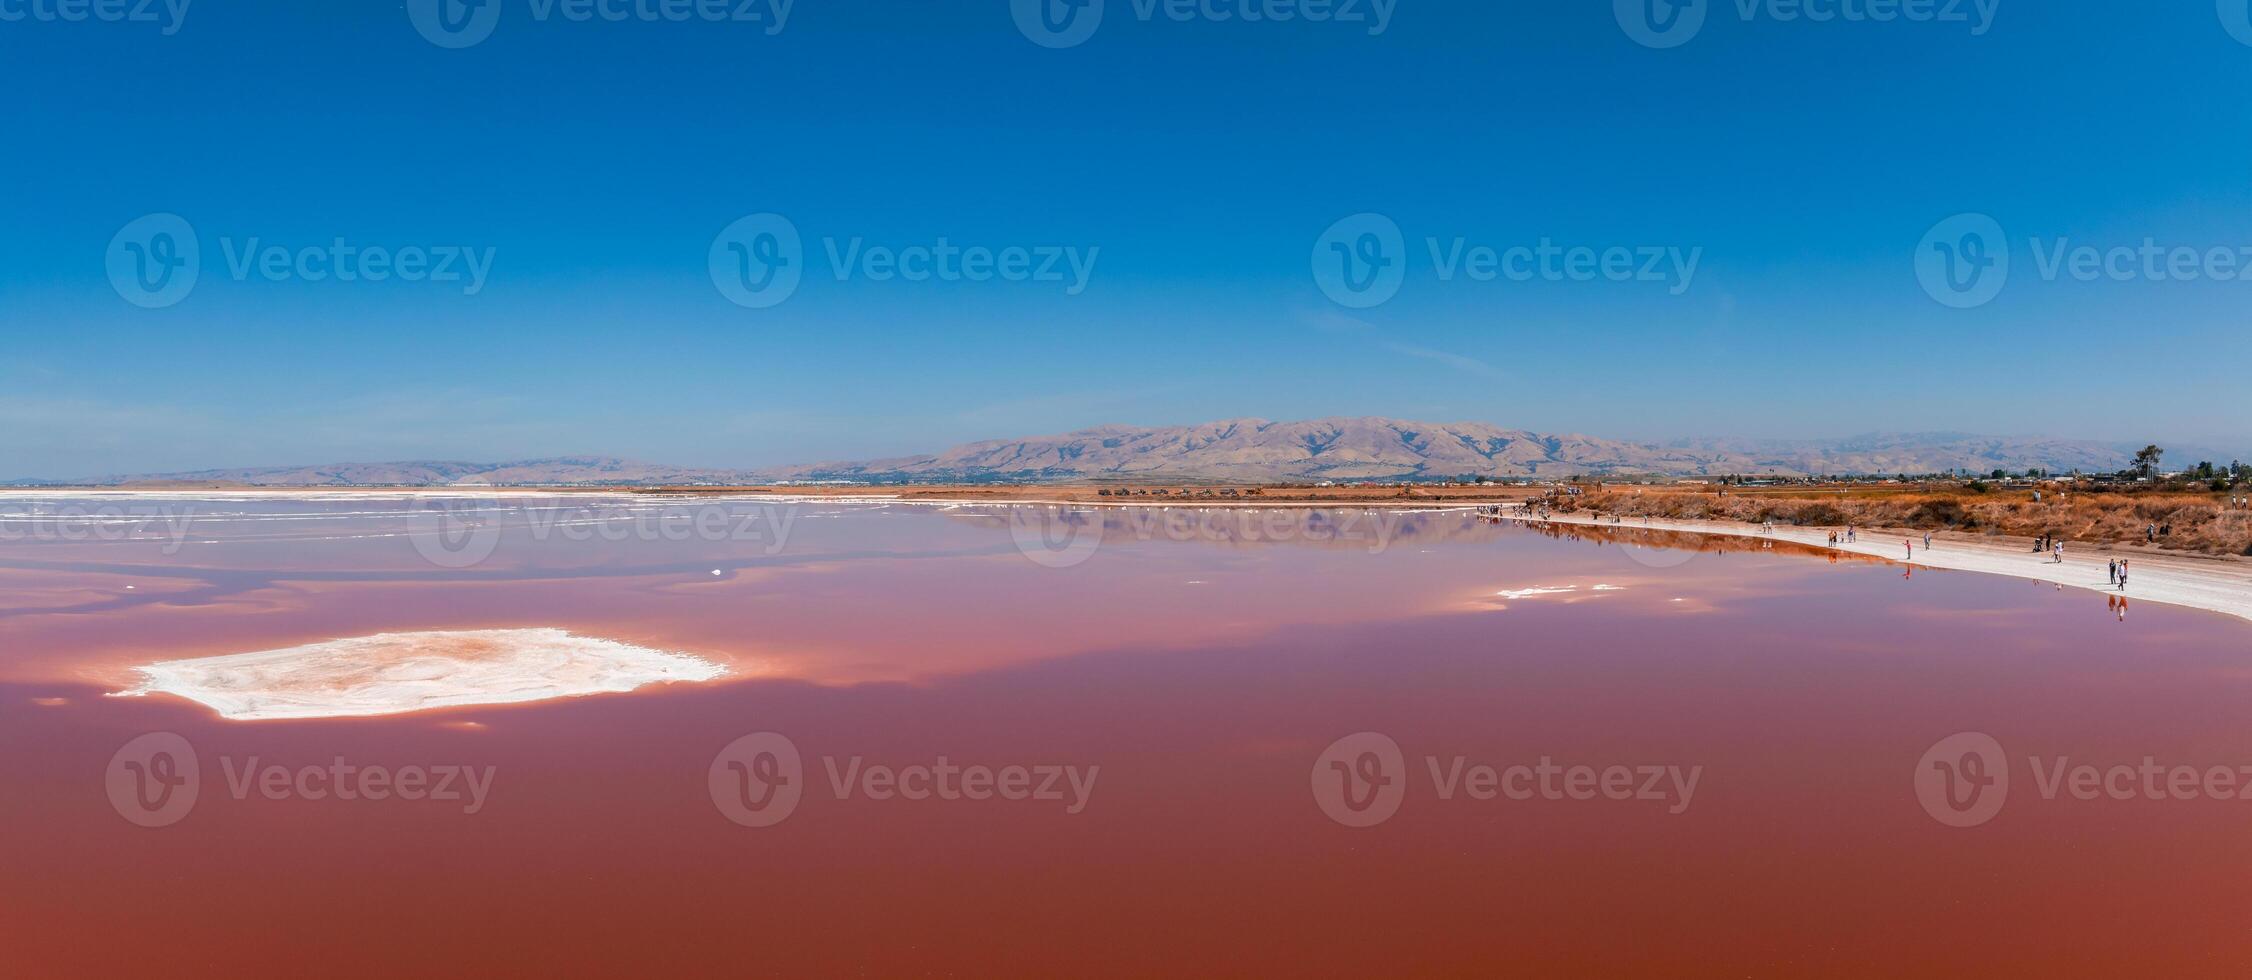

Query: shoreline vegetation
[[1547, 486, 2252, 558]]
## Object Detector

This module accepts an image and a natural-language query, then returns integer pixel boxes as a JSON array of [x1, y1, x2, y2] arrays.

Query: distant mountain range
[[12, 419, 2238, 487], [755, 419, 2231, 483]]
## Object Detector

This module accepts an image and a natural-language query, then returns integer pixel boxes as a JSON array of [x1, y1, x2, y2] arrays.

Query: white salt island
[[112, 628, 727, 721]]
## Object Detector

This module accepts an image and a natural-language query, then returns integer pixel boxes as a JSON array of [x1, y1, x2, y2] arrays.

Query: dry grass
[[1555, 486, 2252, 557]]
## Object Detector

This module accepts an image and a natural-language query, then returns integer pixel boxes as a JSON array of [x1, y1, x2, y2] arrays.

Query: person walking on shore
[[2108, 559, 2118, 585], [2118, 559, 2129, 591], [1905, 539, 1913, 560], [2052, 540, 2064, 564]]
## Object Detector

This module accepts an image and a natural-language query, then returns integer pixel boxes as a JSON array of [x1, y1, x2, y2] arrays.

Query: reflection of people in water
[[2108, 594, 2129, 621]]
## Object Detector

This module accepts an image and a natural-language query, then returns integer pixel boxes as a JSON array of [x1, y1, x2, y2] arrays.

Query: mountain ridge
[[12, 418, 2238, 486]]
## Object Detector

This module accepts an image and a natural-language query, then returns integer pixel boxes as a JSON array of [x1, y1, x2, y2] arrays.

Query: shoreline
[[9, 485, 2249, 625], [1521, 506, 2252, 626]]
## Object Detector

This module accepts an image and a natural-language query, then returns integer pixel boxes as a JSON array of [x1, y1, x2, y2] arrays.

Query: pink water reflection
[[2, 497, 2246, 976]]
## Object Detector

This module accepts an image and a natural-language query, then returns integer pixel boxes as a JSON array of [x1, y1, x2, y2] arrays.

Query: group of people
[[1823, 526, 1878, 547], [1502, 502, 2146, 602]]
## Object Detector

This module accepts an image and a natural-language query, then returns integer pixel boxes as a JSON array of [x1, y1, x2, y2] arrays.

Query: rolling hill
[[21, 418, 2229, 486]]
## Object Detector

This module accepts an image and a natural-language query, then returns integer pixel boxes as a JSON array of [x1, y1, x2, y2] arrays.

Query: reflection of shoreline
[[942, 505, 1495, 553], [1513, 518, 1861, 564], [1523, 508, 2252, 626], [0, 486, 1540, 508]]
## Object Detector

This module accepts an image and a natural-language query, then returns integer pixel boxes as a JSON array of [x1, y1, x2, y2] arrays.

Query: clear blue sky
[[3, 0, 2249, 476]]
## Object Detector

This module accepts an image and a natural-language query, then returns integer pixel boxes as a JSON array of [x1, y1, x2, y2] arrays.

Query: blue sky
[[2, 0, 2249, 476]]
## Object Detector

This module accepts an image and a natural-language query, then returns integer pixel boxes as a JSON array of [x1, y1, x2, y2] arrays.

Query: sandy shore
[[1523, 507, 2252, 626]]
